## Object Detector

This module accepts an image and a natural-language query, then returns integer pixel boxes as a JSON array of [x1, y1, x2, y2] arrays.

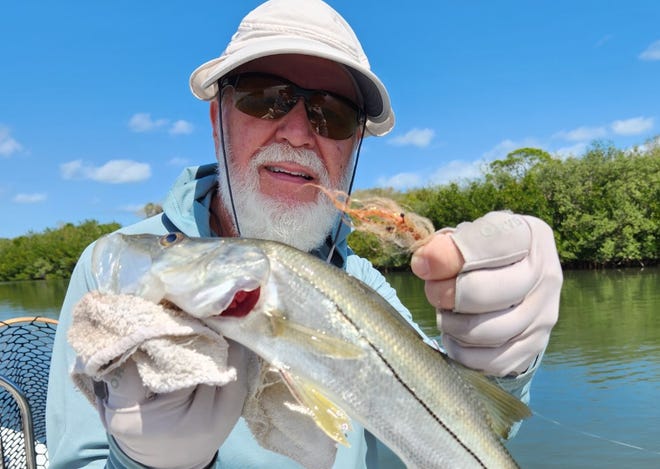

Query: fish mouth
[[219, 288, 261, 317]]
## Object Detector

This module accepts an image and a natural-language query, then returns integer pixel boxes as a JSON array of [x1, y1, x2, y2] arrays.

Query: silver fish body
[[92, 232, 530, 469]]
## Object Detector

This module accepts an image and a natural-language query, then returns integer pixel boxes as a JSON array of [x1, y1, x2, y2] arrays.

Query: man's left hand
[[411, 211, 562, 377]]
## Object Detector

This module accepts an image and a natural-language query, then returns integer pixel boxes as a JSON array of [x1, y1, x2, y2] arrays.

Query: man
[[46, 0, 562, 468]]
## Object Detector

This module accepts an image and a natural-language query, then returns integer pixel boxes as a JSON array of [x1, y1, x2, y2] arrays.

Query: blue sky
[[2, 1, 659, 239]]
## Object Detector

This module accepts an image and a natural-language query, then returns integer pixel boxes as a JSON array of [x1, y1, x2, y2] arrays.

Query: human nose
[[274, 100, 315, 148]]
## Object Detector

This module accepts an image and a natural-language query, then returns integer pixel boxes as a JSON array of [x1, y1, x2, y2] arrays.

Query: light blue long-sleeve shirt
[[46, 164, 538, 468]]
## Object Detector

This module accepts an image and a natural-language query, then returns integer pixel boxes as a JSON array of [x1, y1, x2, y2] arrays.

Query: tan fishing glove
[[68, 291, 250, 468], [411, 211, 562, 377], [98, 339, 249, 469], [68, 291, 250, 469]]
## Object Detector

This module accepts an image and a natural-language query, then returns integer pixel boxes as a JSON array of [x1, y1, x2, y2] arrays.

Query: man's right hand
[[97, 340, 249, 469]]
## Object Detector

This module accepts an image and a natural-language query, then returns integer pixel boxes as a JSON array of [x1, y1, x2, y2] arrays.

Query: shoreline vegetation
[[1, 141, 658, 281]]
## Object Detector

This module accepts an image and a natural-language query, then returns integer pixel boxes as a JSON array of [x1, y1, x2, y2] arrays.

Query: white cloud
[[169, 120, 194, 135], [129, 113, 168, 132], [378, 138, 541, 190], [551, 117, 653, 144], [595, 34, 613, 48], [639, 40, 660, 61], [375, 159, 485, 190], [13, 193, 47, 203], [118, 203, 148, 215], [481, 138, 541, 162], [60, 160, 84, 179], [388, 128, 435, 148], [429, 159, 485, 186], [93, 160, 151, 183], [60, 159, 151, 183], [633, 135, 660, 153], [376, 172, 423, 190], [554, 126, 607, 142], [0, 126, 23, 157], [168, 157, 191, 166], [555, 142, 589, 159], [611, 116, 654, 136]]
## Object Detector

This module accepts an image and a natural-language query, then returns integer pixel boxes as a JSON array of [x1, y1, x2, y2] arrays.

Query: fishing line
[[532, 410, 660, 456]]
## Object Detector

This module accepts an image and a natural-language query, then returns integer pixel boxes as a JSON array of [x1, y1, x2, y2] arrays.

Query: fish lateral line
[[270, 234, 530, 463], [325, 301, 491, 468], [332, 296, 527, 467], [267, 258, 495, 465]]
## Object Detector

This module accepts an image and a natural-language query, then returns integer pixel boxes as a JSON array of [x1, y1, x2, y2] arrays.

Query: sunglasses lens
[[225, 74, 362, 140], [306, 96, 359, 140], [232, 75, 293, 119]]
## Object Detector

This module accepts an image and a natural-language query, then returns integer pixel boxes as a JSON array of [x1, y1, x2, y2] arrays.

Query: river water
[[1, 267, 659, 468]]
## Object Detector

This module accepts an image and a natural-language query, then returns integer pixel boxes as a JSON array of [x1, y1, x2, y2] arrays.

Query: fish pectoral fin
[[268, 310, 365, 359], [452, 361, 532, 439], [279, 369, 352, 447]]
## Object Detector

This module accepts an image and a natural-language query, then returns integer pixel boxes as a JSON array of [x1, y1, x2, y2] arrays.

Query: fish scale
[[91, 232, 531, 469], [246, 240, 522, 468]]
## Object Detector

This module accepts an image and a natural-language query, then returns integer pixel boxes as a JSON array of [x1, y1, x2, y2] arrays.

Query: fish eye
[[159, 232, 186, 247]]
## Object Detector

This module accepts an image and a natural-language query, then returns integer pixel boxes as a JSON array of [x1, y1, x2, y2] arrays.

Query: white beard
[[217, 143, 352, 252]]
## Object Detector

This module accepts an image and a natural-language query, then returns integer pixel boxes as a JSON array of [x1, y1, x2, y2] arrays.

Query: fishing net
[[0, 317, 58, 469]]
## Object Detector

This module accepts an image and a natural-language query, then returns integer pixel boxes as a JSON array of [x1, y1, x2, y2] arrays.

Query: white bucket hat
[[189, 0, 394, 136]]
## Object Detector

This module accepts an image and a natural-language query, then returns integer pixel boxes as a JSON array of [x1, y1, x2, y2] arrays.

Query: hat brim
[[189, 36, 394, 136]]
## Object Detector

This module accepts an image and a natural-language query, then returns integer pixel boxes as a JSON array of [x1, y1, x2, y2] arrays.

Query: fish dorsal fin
[[268, 309, 365, 359], [278, 369, 353, 446], [451, 360, 532, 438]]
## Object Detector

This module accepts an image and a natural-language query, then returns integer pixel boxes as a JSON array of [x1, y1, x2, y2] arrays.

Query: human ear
[[210, 100, 221, 152]]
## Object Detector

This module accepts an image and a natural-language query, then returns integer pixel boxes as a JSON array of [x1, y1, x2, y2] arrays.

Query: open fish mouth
[[219, 288, 262, 317]]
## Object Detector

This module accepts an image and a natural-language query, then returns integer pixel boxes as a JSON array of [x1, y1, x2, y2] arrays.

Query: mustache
[[249, 143, 331, 187]]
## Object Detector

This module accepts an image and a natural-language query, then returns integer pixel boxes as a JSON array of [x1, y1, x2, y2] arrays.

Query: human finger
[[454, 256, 538, 313], [423, 278, 457, 311], [450, 211, 530, 273], [411, 231, 464, 281], [442, 327, 550, 377]]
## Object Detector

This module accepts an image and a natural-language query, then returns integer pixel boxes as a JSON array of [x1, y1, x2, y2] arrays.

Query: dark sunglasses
[[220, 72, 365, 140]]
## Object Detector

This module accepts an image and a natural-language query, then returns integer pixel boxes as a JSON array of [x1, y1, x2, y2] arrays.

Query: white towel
[[68, 291, 336, 469], [68, 291, 235, 404], [243, 355, 337, 469]]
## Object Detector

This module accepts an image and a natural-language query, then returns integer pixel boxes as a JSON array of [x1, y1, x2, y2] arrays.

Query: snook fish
[[91, 232, 531, 469]]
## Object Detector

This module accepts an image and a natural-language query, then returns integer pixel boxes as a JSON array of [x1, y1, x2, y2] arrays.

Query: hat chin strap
[[216, 90, 366, 265], [325, 117, 366, 264], [216, 92, 243, 237]]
